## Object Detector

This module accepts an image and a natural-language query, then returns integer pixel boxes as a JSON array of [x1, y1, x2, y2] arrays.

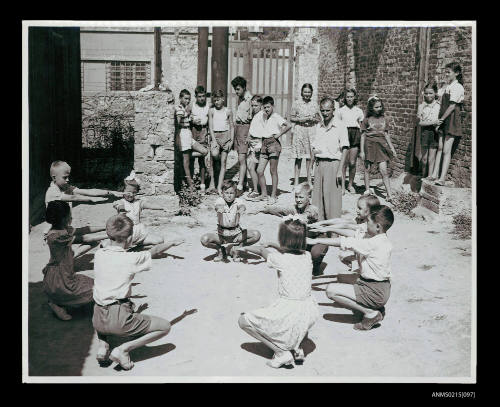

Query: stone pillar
[[133, 91, 176, 196], [197, 27, 209, 90], [211, 27, 229, 98]]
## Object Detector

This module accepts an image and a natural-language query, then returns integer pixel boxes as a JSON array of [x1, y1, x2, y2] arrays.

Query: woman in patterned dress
[[290, 84, 322, 187]]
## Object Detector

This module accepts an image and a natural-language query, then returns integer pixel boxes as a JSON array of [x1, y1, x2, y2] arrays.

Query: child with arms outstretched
[[308, 205, 394, 331], [111, 171, 167, 248], [360, 97, 398, 201], [200, 180, 261, 262], [43, 201, 108, 321], [92, 214, 184, 370], [247, 182, 329, 276], [237, 217, 319, 368]]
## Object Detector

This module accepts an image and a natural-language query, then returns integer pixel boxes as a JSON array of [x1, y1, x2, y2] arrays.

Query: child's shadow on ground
[[129, 343, 176, 364], [323, 313, 360, 325], [241, 336, 316, 360]]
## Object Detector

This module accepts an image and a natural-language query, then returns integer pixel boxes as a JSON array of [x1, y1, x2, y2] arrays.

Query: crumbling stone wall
[[133, 92, 176, 195], [317, 26, 472, 187]]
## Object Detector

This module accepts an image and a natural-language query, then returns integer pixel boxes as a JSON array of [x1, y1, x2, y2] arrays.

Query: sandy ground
[[27, 149, 473, 379]]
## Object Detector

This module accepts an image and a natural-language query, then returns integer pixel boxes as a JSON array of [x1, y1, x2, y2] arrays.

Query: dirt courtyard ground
[[27, 149, 473, 380]]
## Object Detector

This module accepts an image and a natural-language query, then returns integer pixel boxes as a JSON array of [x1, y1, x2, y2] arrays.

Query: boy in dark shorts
[[200, 180, 261, 262], [92, 214, 184, 370], [253, 96, 291, 205], [307, 205, 394, 330]]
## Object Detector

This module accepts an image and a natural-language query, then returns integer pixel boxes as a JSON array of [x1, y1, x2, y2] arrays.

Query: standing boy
[[175, 89, 208, 189], [190, 85, 211, 193], [253, 96, 291, 205], [231, 76, 253, 196]]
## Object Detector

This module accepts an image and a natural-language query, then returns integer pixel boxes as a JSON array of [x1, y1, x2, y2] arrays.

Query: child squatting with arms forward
[[200, 180, 261, 262], [237, 216, 319, 368], [92, 214, 184, 370], [308, 205, 394, 331]]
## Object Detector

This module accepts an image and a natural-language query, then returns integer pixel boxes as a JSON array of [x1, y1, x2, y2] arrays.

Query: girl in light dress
[[237, 216, 319, 368], [289, 83, 322, 187], [43, 201, 108, 320]]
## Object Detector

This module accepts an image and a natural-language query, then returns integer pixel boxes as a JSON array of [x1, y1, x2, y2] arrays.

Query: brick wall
[[317, 26, 472, 187]]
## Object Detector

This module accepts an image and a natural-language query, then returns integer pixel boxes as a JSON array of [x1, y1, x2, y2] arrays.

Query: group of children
[[41, 154, 395, 370], [37, 62, 465, 372]]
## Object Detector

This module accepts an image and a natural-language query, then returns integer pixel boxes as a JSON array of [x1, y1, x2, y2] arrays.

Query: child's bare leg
[[364, 161, 371, 192], [237, 153, 247, 191], [348, 147, 359, 189], [420, 148, 429, 177], [182, 151, 194, 187], [248, 162, 259, 193], [111, 316, 171, 369], [269, 157, 279, 199], [378, 161, 391, 199], [294, 158, 302, 186], [198, 156, 206, 189], [217, 151, 228, 194], [436, 135, 454, 184], [142, 234, 164, 247], [207, 155, 215, 190], [431, 135, 444, 179], [305, 158, 312, 186], [238, 314, 284, 355], [427, 147, 437, 178], [325, 283, 378, 318], [96, 332, 110, 362], [256, 156, 269, 198]]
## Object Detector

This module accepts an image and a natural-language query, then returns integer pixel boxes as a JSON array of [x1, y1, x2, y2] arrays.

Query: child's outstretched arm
[[73, 187, 123, 198], [58, 194, 108, 204], [306, 237, 341, 247], [437, 102, 457, 126], [310, 217, 354, 228], [149, 239, 185, 259], [359, 132, 366, 161], [73, 226, 106, 236], [141, 201, 164, 211], [237, 245, 272, 260]]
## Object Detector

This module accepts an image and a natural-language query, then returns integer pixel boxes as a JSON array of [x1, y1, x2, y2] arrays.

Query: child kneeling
[[200, 180, 261, 262], [92, 214, 184, 370], [308, 205, 394, 331]]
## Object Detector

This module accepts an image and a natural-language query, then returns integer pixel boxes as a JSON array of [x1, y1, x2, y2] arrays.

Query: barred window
[[107, 61, 151, 91]]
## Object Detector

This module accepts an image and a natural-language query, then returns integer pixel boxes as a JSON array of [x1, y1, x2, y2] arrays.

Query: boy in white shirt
[[307, 205, 394, 331], [253, 96, 291, 205], [92, 214, 184, 370], [200, 180, 261, 262]]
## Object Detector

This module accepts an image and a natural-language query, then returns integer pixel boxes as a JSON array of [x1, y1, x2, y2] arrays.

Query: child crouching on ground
[[200, 180, 261, 262], [247, 182, 329, 276], [309, 194, 380, 271], [307, 205, 394, 331], [92, 214, 184, 370], [43, 201, 108, 321], [111, 171, 166, 248], [237, 217, 319, 368]]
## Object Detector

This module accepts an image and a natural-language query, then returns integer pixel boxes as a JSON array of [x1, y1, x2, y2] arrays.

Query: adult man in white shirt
[[311, 97, 349, 220]]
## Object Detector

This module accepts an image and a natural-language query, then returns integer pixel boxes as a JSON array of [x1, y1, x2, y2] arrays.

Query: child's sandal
[[353, 311, 383, 331], [293, 348, 305, 364], [266, 351, 294, 369]]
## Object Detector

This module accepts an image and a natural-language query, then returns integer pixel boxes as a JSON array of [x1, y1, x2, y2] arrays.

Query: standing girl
[[431, 62, 465, 186], [290, 84, 322, 187], [43, 201, 107, 320], [237, 217, 319, 368], [360, 96, 398, 201], [338, 88, 364, 193], [417, 82, 441, 179]]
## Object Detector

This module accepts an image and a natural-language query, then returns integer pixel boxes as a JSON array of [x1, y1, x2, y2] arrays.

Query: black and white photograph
[[23, 21, 476, 383]]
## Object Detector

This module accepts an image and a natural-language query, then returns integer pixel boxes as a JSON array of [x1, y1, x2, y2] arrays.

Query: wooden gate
[[227, 41, 294, 143]]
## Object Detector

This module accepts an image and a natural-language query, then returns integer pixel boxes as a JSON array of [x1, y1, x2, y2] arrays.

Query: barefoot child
[[309, 194, 380, 271], [247, 182, 329, 276], [190, 85, 211, 193], [416, 81, 441, 180], [338, 88, 364, 194], [246, 95, 264, 199], [175, 89, 208, 189], [43, 201, 108, 321], [92, 214, 184, 370], [200, 180, 261, 262], [208, 90, 234, 195], [308, 205, 394, 331], [254, 96, 292, 205], [431, 62, 465, 186], [237, 217, 320, 368], [360, 96, 398, 201], [111, 171, 166, 248]]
